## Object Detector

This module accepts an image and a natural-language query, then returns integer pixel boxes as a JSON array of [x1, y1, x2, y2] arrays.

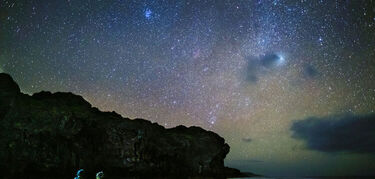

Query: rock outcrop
[[0, 73, 244, 178]]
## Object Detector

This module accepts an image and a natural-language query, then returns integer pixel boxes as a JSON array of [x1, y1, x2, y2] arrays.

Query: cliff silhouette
[[0, 73, 250, 178]]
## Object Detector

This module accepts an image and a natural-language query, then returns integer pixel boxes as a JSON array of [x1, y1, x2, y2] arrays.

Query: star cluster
[[1, 0, 375, 176]]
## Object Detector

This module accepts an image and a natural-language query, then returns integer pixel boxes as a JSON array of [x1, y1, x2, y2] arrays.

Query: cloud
[[242, 137, 252, 143], [246, 59, 259, 83], [303, 64, 319, 79], [245, 52, 283, 83], [260, 53, 282, 67], [291, 113, 375, 154]]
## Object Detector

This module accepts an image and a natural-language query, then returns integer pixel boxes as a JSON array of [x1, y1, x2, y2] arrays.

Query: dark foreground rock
[[0, 73, 246, 178]]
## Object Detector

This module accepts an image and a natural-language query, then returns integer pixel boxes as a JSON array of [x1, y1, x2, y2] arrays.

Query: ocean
[[231, 177, 375, 179]]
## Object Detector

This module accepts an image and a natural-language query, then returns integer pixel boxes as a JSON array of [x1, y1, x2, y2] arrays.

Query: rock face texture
[[0, 73, 242, 178]]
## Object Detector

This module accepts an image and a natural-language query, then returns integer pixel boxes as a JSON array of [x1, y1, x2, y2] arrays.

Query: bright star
[[277, 53, 286, 66], [145, 8, 152, 19]]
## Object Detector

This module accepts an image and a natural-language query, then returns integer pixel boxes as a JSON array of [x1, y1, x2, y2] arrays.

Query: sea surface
[[8, 175, 375, 179], [231, 177, 375, 179], [8, 176, 375, 179]]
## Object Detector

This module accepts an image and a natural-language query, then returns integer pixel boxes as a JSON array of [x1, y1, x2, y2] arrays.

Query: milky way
[[1, 0, 375, 176]]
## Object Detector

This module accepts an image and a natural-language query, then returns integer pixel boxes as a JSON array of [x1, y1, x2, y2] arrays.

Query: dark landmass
[[0, 73, 253, 178]]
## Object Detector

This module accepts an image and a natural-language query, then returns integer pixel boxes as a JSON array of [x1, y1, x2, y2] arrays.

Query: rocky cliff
[[0, 73, 244, 178]]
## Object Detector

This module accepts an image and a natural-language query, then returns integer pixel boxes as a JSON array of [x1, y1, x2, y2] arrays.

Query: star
[[145, 8, 152, 19], [276, 54, 285, 66]]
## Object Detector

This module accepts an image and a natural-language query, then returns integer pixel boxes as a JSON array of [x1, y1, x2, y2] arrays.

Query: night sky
[[1, 0, 375, 177]]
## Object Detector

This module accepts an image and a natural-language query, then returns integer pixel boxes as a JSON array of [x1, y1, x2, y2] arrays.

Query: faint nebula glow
[[145, 8, 152, 19]]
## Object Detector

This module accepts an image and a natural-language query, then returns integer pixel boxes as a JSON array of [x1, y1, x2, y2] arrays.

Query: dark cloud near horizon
[[242, 137, 253, 143], [291, 113, 375, 154]]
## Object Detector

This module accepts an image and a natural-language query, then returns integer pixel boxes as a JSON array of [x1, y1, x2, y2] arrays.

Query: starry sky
[[1, 0, 375, 177]]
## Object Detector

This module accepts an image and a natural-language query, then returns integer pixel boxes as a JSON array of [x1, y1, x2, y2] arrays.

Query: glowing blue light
[[74, 169, 84, 179], [145, 9, 152, 19], [277, 54, 286, 66]]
